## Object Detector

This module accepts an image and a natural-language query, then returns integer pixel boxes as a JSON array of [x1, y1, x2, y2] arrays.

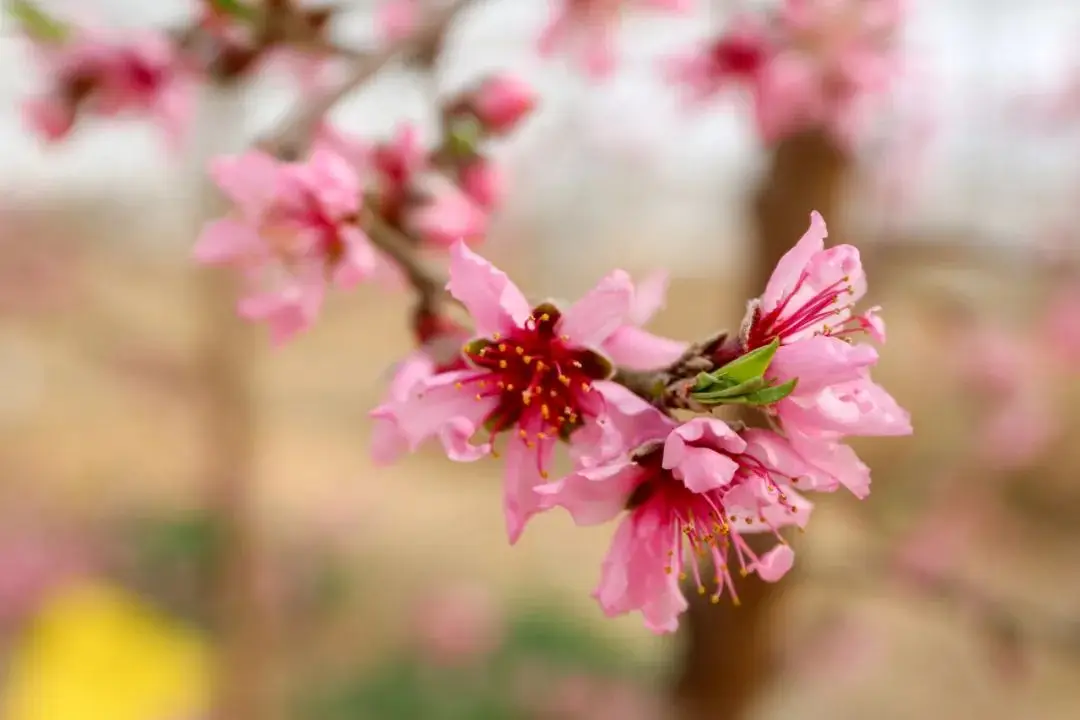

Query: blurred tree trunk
[[671, 129, 850, 720], [192, 86, 277, 720]]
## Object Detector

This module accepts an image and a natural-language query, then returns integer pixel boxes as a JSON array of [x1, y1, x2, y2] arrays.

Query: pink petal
[[332, 227, 378, 289], [395, 369, 498, 451], [600, 326, 687, 371], [662, 418, 744, 493], [209, 151, 281, 220], [557, 269, 635, 348], [629, 269, 670, 325], [752, 544, 795, 582], [762, 211, 828, 311], [536, 460, 642, 526], [438, 416, 491, 462], [193, 218, 264, 265], [446, 242, 531, 337], [787, 430, 871, 498], [238, 283, 323, 346], [770, 335, 877, 392], [503, 431, 557, 544]]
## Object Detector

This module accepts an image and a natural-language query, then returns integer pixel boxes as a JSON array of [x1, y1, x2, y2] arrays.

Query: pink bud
[[23, 96, 76, 142], [469, 74, 537, 135]]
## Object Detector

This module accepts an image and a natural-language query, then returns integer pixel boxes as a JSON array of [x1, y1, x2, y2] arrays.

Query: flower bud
[[468, 73, 537, 135]]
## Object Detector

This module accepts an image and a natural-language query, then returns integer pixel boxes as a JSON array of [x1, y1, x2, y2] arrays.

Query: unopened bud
[[468, 73, 537, 136]]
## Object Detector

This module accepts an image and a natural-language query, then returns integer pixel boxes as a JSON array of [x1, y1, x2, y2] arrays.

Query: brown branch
[[360, 209, 459, 310], [259, 0, 483, 160]]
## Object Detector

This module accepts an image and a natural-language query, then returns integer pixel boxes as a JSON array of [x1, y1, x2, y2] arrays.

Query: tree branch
[[259, 0, 483, 160]]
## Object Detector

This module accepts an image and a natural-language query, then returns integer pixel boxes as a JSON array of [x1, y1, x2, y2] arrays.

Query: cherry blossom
[[390, 242, 658, 542], [24, 29, 192, 146], [538, 416, 814, 631], [193, 149, 376, 344], [741, 212, 912, 443]]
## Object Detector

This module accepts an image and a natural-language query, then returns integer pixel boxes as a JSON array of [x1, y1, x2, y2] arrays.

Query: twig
[[360, 209, 460, 311], [259, 0, 483, 160]]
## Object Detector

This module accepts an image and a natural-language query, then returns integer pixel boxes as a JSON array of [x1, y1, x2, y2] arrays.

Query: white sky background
[[1, 0, 1078, 277]]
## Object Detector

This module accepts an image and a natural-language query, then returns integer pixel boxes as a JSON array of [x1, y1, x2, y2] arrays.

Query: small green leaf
[[447, 114, 483, 157], [691, 376, 766, 401], [207, 0, 259, 22], [711, 337, 781, 385], [743, 377, 798, 405], [7, 0, 69, 42]]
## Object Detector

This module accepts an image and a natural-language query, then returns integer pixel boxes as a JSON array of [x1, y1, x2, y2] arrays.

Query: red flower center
[[745, 273, 856, 350], [457, 304, 613, 470], [712, 36, 767, 77]]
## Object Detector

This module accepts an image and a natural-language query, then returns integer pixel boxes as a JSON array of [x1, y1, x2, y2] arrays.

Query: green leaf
[[711, 337, 781, 385], [207, 0, 259, 22], [447, 114, 483, 158], [7, 0, 69, 42], [743, 378, 798, 405], [691, 376, 766, 401]]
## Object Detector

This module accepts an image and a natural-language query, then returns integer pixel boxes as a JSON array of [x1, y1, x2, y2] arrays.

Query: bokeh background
[[2, 1, 1080, 719]]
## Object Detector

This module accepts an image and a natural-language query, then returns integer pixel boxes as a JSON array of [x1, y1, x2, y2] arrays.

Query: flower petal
[[447, 241, 531, 337], [536, 460, 642, 526], [557, 270, 635, 348], [762, 211, 828, 311], [601, 326, 687, 371]]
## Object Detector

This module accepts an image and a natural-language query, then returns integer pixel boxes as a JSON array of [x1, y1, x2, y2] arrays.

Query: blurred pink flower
[[467, 74, 538, 135], [390, 241, 645, 543], [538, 0, 693, 78], [666, 16, 773, 105], [0, 528, 90, 630], [539, 417, 813, 632], [25, 29, 192, 147], [370, 314, 474, 465], [458, 159, 504, 211], [405, 185, 488, 248], [755, 0, 903, 146], [193, 149, 375, 344], [412, 583, 504, 665]]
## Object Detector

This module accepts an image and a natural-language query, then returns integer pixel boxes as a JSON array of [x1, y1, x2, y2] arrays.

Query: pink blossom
[[538, 417, 813, 632], [405, 185, 488, 248], [370, 317, 476, 465], [754, 0, 903, 146], [25, 29, 191, 147], [742, 211, 912, 441], [372, 124, 427, 226], [667, 16, 772, 105], [467, 74, 538, 135], [193, 149, 375, 344], [391, 242, 642, 543], [538, 0, 693, 78]]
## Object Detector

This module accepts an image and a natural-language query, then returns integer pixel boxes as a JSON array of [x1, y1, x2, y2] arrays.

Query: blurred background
[[2, 0, 1080, 719]]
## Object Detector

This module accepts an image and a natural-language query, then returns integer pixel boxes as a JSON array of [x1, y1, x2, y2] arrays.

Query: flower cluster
[[669, 0, 904, 146], [14, 0, 914, 634], [23, 25, 191, 146], [376, 213, 911, 632]]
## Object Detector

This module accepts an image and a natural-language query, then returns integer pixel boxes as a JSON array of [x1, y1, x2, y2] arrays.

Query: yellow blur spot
[[1, 581, 214, 720]]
